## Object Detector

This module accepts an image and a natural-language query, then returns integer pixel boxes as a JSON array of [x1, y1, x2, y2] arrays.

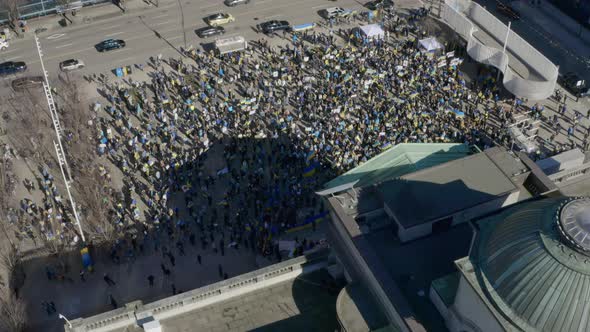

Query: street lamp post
[[59, 313, 73, 329]]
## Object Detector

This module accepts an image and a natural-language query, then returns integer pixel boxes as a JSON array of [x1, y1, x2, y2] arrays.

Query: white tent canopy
[[358, 24, 385, 39], [418, 37, 443, 52]]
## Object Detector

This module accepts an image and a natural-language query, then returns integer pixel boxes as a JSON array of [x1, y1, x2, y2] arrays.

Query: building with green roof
[[432, 196, 590, 332], [324, 143, 472, 191]]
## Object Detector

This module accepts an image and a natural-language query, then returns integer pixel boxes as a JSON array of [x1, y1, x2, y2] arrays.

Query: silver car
[[59, 59, 85, 71], [224, 0, 250, 6]]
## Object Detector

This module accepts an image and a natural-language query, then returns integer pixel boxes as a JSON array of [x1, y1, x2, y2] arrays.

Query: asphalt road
[[0, 0, 368, 80]]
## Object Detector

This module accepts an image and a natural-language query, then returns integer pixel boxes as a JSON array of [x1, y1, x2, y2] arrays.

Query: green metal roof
[[324, 143, 471, 190], [470, 197, 590, 332]]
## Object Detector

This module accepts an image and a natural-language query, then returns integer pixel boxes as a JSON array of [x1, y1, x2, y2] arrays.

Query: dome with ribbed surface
[[472, 197, 590, 332]]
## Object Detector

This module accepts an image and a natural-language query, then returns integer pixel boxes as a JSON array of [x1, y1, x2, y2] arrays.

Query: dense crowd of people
[[10, 11, 567, 274]]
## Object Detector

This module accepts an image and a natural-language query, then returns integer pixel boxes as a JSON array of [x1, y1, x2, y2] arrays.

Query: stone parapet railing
[[68, 248, 330, 332]]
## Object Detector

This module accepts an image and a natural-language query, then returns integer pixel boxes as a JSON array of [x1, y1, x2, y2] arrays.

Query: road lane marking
[[109, 47, 132, 54], [47, 33, 66, 40], [45, 47, 94, 60], [199, 3, 219, 10], [115, 56, 136, 63], [153, 20, 173, 26], [152, 13, 169, 19], [55, 43, 73, 49], [106, 31, 126, 37], [312, 4, 331, 9], [263, 14, 282, 19], [168, 36, 182, 41], [0, 49, 17, 55], [99, 24, 122, 31], [5, 56, 18, 61]]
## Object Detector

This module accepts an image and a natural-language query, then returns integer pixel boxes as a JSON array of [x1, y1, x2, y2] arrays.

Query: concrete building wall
[[326, 211, 410, 332], [449, 276, 504, 332], [397, 192, 518, 243]]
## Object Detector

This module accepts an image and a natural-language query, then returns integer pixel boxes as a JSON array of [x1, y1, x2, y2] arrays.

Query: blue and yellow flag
[[306, 150, 317, 163], [303, 164, 317, 178]]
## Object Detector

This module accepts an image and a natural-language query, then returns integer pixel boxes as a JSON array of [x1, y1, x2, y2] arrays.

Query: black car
[[259, 20, 290, 34], [95, 39, 126, 52], [365, 0, 394, 10], [224, 0, 250, 6], [11, 76, 44, 91], [559, 72, 589, 98], [0, 61, 27, 76], [195, 26, 225, 38], [496, 1, 520, 20]]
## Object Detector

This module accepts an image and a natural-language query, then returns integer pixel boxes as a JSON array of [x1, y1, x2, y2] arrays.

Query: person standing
[[109, 294, 118, 309]]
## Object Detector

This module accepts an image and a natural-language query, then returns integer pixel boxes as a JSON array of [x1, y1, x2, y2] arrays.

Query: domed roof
[[472, 197, 590, 332]]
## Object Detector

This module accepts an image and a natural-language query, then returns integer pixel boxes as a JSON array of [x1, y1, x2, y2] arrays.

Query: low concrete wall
[[67, 249, 330, 332], [442, 0, 558, 100]]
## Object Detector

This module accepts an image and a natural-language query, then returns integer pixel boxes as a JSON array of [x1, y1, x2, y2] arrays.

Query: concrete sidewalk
[[17, 0, 172, 40]]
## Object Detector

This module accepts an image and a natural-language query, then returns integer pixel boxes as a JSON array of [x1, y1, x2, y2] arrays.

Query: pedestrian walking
[[103, 273, 116, 286]]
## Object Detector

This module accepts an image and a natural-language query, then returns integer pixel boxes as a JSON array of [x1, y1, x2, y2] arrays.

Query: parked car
[[11, 76, 44, 90], [496, 1, 520, 20], [0, 40, 8, 51], [205, 13, 235, 26], [0, 61, 27, 76], [95, 39, 126, 52], [365, 0, 394, 10], [258, 20, 290, 34], [322, 7, 354, 19], [196, 26, 226, 38], [59, 59, 85, 71], [224, 0, 250, 6], [559, 72, 589, 98]]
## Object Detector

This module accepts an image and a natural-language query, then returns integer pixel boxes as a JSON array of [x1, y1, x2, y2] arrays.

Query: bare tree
[[0, 228, 25, 332], [0, 0, 20, 31], [54, 0, 73, 25], [0, 287, 26, 332], [78, 169, 117, 242]]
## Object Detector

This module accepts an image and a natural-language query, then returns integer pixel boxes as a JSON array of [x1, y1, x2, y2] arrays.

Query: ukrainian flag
[[306, 150, 317, 163], [303, 164, 317, 178]]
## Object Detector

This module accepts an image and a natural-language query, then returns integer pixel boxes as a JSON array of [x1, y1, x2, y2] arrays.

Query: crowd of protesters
[[10, 8, 589, 297]]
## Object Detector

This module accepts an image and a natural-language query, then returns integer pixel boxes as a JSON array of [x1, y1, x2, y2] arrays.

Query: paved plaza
[[0, 0, 590, 331]]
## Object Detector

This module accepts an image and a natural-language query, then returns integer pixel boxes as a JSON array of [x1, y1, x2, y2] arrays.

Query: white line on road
[[115, 56, 136, 64], [153, 20, 173, 27], [47, 33, 66, 40], [106, 31, 126, 37], [109, 48, 132, 54], [168, 36, 182, 41], [152, 13, 169, 19], [199, 3, 219, 11], [4, 56, 18, 61], [263, 14, 282, 19], [99, 24, 122, 31], [55, 43, 73, 49], [0, 49, 17, 55], [45, 47, 94, 60], [311, 4, 331, 9]]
